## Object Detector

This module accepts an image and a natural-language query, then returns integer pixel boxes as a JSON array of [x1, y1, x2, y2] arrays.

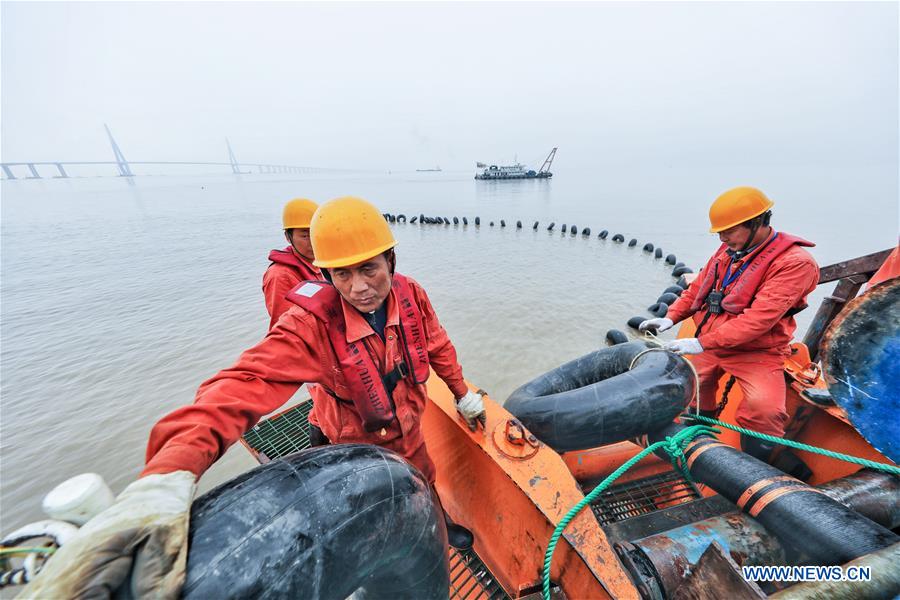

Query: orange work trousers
[[691, 349, 789, 437]]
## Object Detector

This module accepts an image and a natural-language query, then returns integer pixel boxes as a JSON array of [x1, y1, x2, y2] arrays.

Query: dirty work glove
[[639, 317, 674, 333], [456, 390, 486, 431], [21, 470, 196, 600], [663, 338, 704, 356]]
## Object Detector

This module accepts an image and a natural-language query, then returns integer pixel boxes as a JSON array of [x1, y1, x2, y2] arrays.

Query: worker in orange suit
[[263, 198, 322, 330], [640, 187, 819, 462], [23, 196, 486, 600]]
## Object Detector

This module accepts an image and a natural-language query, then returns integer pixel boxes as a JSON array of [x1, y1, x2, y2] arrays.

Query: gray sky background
[[2, 1, 897, 171]]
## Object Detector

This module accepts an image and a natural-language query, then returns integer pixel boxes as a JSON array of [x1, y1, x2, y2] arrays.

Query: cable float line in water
[[506, 342, 695, 452], [182, 445, 448, 600], [647, 422, 900, 566]]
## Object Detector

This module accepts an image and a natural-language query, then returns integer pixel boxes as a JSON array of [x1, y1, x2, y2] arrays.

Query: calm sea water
[[1, 165, 896, 530]]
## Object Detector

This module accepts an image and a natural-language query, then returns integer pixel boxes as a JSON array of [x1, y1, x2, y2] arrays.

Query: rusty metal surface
[[816, 248, 892, 284], [672, 541, 767, 600], [821, 277, 900, 463], [632, 512, 784, 598]]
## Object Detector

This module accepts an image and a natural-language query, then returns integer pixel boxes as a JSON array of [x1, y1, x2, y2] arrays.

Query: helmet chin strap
[[727, 212, 771, 259]]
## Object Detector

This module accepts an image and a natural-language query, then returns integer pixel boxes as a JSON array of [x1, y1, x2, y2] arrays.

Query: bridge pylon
[[104, 124, 133, 177], [226, 138, 248, 174]]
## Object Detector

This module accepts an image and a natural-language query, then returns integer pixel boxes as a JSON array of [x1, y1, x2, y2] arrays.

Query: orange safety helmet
[[282, 198, 319, 230], [311, 196, 397, 268], [708, 187, 775, 233]]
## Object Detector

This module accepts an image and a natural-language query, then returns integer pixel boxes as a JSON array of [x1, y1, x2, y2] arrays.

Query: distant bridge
[[1, 125, 344, 180]]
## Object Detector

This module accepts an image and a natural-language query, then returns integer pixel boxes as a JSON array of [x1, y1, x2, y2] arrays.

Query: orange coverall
[[262, 248, 321, 330], [667, 239, 819, 436], [143, 276, 468, 483]]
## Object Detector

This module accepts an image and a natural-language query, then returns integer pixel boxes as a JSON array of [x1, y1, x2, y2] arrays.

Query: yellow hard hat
[[708, 187, 775, 233], [311, 196, 397, 268], [282, 198, 319, 229]]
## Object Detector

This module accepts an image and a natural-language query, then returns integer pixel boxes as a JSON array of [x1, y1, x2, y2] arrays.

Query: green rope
[[0, 547, 56, 557], [684, 414, 900, 476], [541, 415, 900, 599], [541, 424, 718, 600]]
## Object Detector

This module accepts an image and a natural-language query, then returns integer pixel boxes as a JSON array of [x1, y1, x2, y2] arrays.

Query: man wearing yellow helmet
[[262, 198, 323, 330], [22, 197, 488, 598], [640, 187, 819, 462]]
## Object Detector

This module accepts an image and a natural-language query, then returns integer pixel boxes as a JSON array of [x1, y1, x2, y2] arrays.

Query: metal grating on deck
[[242, 401, 313, 461], [589, 471, 702, 526], [449, 547, 510, 600]]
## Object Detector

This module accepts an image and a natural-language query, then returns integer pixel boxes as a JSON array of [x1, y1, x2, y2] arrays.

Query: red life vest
[[268, 247, 320, 281], [286, 273, 430, 432], [690, 232, 815, 314]]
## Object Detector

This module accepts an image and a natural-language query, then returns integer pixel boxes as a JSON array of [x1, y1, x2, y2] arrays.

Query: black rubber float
[[570, 226, 578, 235], [605, 329, 628, 346], [657, 292, 679, 305], [547, 222, 555, 231], [672, 266, 694, 277], [599, 230, 609, 239], [410, 216, 418, 224], [666, 254, 677, 265], [500, 220, 506, 227], [654, 248, 663, 259], [453, 217, 459, 225], [463, 217, 468, 225], [628, 239, 638, 247], [582, 228, 591, 236], [475, 217, 480, 225], [612, 234, 625, 242], [664, 285, 684, 296], [506, 342, 695, 452], [184, 445, 449, 600], [490, 221, 494, 227], [516, 220, 522, 229], [676, 276, 689, 289], [397, 214, 407, 223], [533, 221, 539, 230], [627, 316, 646, 330], [643, 243, 654, 252], [562, 224, 567, 233]]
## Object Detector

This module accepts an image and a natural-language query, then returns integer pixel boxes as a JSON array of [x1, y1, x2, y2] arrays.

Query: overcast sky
[[2, 2, 897, 171]]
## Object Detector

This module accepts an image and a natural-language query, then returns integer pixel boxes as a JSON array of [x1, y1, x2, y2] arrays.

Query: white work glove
[[456, 390, 486, 431], [663, 338, 704, 356], [21, 470, 196, 600], [639, 317, 674, 333]]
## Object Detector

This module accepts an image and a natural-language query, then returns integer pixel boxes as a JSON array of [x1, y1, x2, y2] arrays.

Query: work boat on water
[[475, 148, 557, 181], [3, 246, 898, 599]]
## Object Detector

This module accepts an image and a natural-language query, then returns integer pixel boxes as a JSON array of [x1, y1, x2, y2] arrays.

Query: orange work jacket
[[142, 275, 469, 479], [668, 232, 819, 353], [262, 247, 321, 330]]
